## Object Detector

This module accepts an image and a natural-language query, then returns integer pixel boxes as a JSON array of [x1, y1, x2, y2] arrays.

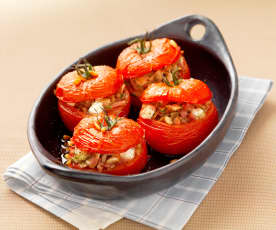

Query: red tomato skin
[[140, 78, 212, 104], [56, 66, 123, 103], [58, 100, 85, 132], [137, 102, 218, 155], [72, 116, 145, 154], [117, 38, 182, 79], [58, 88, 131, 132], [67, 139, 148, 175]]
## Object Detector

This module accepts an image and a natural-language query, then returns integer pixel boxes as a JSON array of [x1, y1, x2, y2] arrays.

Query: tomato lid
[[72, 115, 145, 154], [116, 38, 181, 79], [140, 78, 212, 104], [56, 65, 123, 103]]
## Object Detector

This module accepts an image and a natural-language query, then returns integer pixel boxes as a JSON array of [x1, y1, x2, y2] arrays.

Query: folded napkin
[[4, 76, 273, 230]]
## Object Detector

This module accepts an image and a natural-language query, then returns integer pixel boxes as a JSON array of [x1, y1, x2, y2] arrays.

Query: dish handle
[[152, 14, 237, 78]]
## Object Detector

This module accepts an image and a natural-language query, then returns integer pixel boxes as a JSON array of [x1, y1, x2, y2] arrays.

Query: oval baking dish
[[28, 15, 238, 199]]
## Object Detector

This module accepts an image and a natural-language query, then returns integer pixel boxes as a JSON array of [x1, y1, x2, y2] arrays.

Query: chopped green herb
[[120, 93, 125, 99], [172, 67, 180, 86], [162, 74, 173, 87], [73, 58, 96, 80], [128, 32, 152, 55]]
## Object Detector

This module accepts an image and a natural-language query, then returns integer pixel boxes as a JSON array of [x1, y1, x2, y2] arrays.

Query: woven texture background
[[1, 0, 276, 229]]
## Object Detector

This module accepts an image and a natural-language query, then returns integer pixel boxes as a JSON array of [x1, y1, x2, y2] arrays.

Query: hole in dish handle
[[152, 15, 236, 74]]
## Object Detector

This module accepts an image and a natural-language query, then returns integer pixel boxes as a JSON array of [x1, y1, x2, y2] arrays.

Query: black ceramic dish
[[28, 15, 238, 199]]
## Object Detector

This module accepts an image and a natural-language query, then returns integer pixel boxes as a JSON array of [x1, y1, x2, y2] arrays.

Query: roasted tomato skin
[[117, 38, 189, 79], [57, 88, 131, 132], [137, 101, 218, 155], [141, 78, 212, 104], [72, 116, 145, 154], [56, 66, 123, 103], [58, 100, 86, 132]]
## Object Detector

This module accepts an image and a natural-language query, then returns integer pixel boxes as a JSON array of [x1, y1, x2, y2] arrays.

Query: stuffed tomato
[[63, 114, 148, 175], [116, 38, 190, 104], [137, 78, 218, 155], [56, 60, 131, 131]]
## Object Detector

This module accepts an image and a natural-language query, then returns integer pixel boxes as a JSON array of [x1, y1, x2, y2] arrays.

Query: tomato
[[141, 78, 212, 104], [117, 38, 190, 108], [58, 100, 86, 132], [56, 65, 123, 103], [58, 87, 131, 132], [117, 38, 189, 79], [72, 115, 145, 154], [138, 101, 218, 155], [138, 79, 218, 155], [66, 115, 148, 175], [56, 65, 129, 131]]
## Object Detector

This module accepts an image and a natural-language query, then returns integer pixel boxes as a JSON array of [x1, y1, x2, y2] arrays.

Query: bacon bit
[[169, 39, 178, 48], [173, 117, 181, 125]]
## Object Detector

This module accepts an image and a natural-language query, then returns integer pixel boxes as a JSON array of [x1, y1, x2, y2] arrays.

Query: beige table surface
[[1, 0, 276, 229]]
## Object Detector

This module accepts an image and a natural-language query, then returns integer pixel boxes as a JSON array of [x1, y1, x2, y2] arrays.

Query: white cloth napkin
[[4, 76, 273, 230]]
